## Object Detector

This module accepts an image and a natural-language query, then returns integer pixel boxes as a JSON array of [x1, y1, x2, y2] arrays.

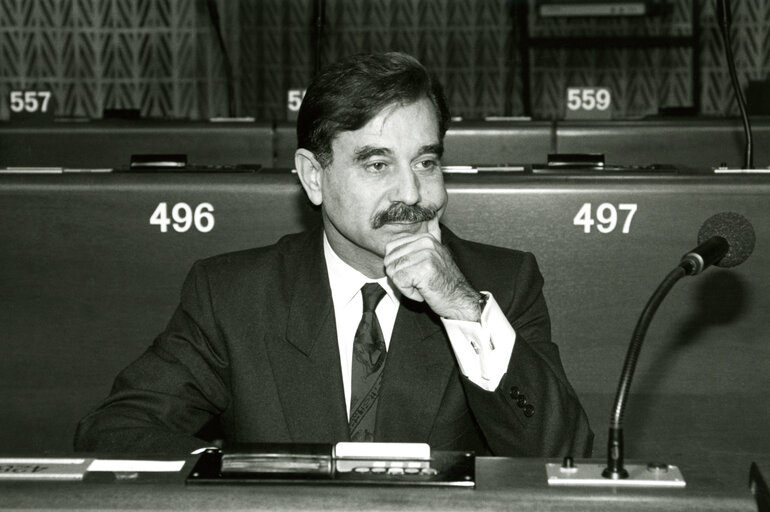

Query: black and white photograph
[[0, 1, 768, 510]]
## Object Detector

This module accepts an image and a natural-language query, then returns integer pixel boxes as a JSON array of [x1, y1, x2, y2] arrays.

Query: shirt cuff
[[441, 292, 516, 391]]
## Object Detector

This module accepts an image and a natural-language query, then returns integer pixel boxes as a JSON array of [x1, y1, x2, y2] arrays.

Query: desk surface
[[0, 456, 762, 511]]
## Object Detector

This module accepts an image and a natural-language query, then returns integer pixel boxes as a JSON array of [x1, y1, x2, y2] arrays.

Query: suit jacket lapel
[[375, 299, 457, 443], [265, 230, 350, 444]]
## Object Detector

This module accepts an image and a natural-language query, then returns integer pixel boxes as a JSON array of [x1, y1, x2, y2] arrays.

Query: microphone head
[[697, 212, 755, 268]]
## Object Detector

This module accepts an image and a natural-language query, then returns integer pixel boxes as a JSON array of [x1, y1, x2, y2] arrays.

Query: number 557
[[9, 91, 52, 113]]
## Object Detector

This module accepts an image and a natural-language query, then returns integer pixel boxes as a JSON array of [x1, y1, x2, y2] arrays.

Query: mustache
[[371, 202, 438, 229]]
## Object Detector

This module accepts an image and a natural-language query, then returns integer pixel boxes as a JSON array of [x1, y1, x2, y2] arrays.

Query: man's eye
[[415, 159, 438, 171], [366, 162, 388, 172]]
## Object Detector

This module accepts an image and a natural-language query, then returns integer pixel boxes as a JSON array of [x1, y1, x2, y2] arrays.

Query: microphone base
[[713, 168, 770, 174], [601, 467, 629, 479], [546, 461, 686, 487]]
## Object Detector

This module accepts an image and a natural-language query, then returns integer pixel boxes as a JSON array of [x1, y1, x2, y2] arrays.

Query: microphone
[[547, 212, 755, 487], [680, 211, 756, 275], [602, 212, 755, 481]]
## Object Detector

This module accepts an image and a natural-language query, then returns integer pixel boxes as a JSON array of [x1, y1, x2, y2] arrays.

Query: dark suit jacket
[[75, 226, 593, 457]]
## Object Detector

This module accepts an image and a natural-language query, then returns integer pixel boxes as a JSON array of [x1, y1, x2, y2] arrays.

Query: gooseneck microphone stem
[[603, 266, 686, 479]]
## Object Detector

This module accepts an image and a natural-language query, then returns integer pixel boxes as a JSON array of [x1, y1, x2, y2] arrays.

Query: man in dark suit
[[75, 52, 592, 457]]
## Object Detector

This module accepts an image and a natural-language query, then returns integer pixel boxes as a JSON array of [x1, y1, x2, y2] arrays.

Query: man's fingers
[[382, 221, 449, 306], [384, 233, 421, 256], [384, 235, 435, 268], [388, 272, 425, 302], [383, 217, 442, 256], [384, 244, 432, 300]]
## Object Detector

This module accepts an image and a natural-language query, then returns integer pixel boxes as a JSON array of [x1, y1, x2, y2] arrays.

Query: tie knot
[[361, 283, 386, 313]]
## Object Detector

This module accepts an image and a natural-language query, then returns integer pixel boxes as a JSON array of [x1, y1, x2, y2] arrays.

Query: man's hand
[[383, 217, 483, 322]]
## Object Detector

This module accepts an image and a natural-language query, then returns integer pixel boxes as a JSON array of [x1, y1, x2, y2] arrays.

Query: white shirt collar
[[322, 232, 399, 308]]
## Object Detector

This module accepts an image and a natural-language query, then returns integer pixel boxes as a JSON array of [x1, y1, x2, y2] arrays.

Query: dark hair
[[296, 52, 451, 168]]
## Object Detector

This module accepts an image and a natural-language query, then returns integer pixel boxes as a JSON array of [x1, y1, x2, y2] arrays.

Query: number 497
[[574, 203, 637, 234]]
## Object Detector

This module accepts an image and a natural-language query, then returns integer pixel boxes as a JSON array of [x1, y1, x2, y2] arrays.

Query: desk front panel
[[272, 120, 555, 168], [0, 121, 273, 169], [556, 119, 770, 168], [1, 172, 767, 464]]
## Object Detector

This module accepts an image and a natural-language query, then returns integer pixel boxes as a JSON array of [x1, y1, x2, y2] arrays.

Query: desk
[[0, 456, 761, 511], [0, 120, 273, 169], [1, 171, 768, 463], [6, 118, 770, 170]]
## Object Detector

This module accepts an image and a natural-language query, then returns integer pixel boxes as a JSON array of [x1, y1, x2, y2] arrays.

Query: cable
[[717, 0, 754, 169], [206, 0, 236, 117]]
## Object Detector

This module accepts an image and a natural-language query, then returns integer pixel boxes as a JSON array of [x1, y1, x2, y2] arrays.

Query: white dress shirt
[[323, 234, 517, 418]]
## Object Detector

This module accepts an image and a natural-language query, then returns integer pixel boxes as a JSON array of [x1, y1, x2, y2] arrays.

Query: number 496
[[574, 203, 637, 234], [150, 202, 215, 233]]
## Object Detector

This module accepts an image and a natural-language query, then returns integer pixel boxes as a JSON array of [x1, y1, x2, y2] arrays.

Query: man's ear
[[295, 149, 323, 206]]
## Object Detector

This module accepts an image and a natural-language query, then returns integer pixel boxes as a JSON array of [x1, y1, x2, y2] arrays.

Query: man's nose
[[390, 164, 421, 205]]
